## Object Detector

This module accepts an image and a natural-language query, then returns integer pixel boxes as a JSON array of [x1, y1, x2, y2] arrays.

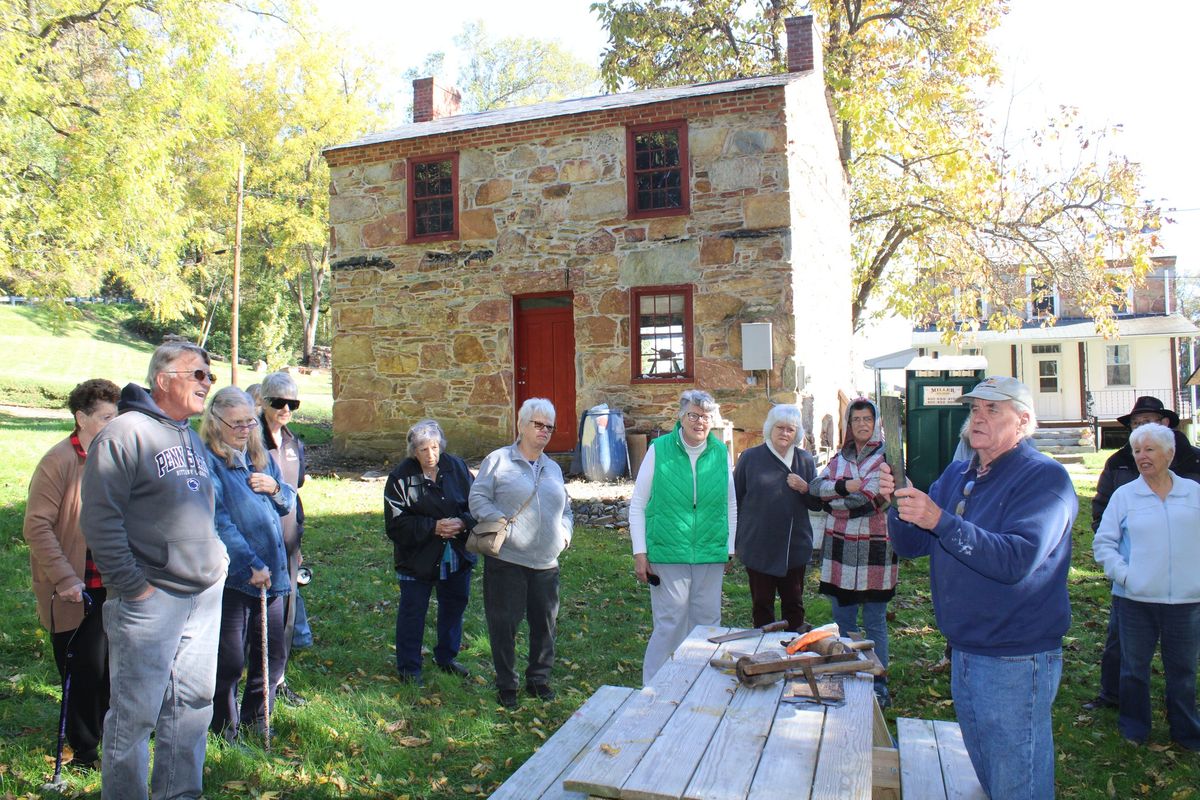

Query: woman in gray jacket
[[469, 398, 573, 709]]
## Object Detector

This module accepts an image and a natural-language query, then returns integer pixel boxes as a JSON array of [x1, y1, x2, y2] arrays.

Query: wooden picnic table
[[554, 624, 896, 800]]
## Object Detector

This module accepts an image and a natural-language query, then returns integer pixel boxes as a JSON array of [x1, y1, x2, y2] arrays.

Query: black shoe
[[437, 660, 470, 678], [498, 689, 519, 708], [398, 671, 425, 687], [1082, 695, 1117, 711], [526, 683, 555, 701], [71, 749, 99, 771], [277, 683, 308, 706]]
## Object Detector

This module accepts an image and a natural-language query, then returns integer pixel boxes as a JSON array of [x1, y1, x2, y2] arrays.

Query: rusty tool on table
[[707, 620, 788, 643]]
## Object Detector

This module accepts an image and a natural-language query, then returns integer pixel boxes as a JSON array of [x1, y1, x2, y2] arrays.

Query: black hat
[[1117, 395, 1179, 429]]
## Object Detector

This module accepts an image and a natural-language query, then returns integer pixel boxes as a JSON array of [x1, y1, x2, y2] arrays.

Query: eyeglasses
[[955, 480, 975, 516], [167, 369, 217, 383], [684, 412, 713, 423], [215, 415, 259, 432], [531, 421, 555, 433], [266, 397, 301, 411]]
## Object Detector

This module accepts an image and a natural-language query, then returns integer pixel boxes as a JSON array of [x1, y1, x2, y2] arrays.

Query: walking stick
[[260, 585, 271, 753], [42, 592, 92, 793]]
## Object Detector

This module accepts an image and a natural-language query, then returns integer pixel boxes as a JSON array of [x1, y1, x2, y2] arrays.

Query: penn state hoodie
[[82, 383, 228, 599]]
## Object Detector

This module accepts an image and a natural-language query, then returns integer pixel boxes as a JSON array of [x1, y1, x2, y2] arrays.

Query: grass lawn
[[0, 304, 333, 425], [0, 409, 1196, 798]]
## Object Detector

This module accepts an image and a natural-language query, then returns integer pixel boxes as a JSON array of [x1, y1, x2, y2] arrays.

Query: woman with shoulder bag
[[383, 419, 476, 685], [469, 398, 573, 709]]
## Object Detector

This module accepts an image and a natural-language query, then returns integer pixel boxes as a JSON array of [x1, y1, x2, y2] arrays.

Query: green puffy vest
[[645, 426, 729, 564]]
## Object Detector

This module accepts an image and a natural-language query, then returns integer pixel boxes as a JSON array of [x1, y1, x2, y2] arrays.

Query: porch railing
[[1087, 388, 1193, 420]]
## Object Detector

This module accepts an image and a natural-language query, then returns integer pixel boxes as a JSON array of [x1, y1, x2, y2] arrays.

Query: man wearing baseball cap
[[1083, 396, 1200, 712], [890, 376, 1077, 799]]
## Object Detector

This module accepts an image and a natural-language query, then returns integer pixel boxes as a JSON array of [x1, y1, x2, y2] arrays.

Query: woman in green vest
[[630, 390, 736, 685]]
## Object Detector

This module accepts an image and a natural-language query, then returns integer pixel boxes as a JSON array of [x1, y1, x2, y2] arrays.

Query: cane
[[42, 591, 92, 793], [260, 585, 271, 752]]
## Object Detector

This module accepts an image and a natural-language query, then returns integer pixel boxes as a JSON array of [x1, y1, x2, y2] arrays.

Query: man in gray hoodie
[[82, 342, 228, 800]]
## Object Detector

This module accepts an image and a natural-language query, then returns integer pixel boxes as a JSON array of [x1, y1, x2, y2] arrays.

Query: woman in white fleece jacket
[[1093, 422, 1200, 751]]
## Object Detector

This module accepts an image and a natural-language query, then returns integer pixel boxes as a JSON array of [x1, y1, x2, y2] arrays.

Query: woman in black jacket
[[733, 404, 823, 631], [383, 420, 477, 684]]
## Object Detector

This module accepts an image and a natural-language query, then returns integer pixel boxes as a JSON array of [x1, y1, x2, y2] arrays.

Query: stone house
[[322, 16, 853, 459]]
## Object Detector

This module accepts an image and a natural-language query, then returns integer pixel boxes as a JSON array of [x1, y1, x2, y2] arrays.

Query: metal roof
[[326, 72, 807, 153], [911, 313, 1199, 345], [863, 348, 988, 371]]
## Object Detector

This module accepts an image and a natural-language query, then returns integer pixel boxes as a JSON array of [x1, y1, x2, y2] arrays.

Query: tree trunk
[[294, 244, 328, 366]]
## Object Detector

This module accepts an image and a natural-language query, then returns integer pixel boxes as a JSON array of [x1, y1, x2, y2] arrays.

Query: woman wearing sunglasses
[[200, 386, 295, 741], [469, 398, 573, 709], [258, 371, 310, 704]]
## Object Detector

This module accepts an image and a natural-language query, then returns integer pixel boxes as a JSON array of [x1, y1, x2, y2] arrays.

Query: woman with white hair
[[469, 398, 573, 708], [201, 386, 295, 741], [1093, 422, 1200, 751], [733, 404, 822, 631], [384, 419, 477, 685], [629, 389, 737, 685]]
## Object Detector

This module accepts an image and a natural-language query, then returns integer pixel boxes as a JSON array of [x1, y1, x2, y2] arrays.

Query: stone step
[[1051, 454, 1086, 465], [1037, 444, 1095, 454]]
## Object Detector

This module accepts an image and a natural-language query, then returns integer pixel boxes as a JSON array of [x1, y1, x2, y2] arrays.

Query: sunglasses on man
[[266, 397, 301, 411], [166, 369, 218, 383]]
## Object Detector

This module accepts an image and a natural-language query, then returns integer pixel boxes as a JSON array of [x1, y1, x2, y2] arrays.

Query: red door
[[514, 293, 576, 453]]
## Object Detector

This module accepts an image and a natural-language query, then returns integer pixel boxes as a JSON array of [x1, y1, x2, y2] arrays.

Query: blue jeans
[[395, 564, 472, 677], [101, 581, 223, 800], [952, 648, 1062, 800], [829, 596, 890, 672], [1115, 596, 1200, 748], [1096, 596, 1121, 703]]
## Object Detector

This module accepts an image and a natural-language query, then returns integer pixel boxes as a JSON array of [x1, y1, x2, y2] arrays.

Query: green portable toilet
[[864, 350, 987, 492], [905, 357, 987, 491]]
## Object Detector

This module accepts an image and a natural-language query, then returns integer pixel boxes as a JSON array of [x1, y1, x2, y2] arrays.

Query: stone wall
[[325, 81, 851, 459]]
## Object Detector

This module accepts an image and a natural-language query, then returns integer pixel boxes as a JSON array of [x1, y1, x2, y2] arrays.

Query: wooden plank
[[539, 689, 646, 800], [621, 635, 749, 800], [932, 720, 987, 800], [897, 718, 945, 800], [490, 685, 635, 800], [810, 675, 874, 800], [871, 692, 893, 748], [747, 701, 824, 800], [872, 746, 900, 793], [562, 630, 722, 798], [681, 632, 791, 800]]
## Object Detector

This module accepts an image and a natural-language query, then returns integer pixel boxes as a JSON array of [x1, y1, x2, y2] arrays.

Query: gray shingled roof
[[326, 72, 806, 153]]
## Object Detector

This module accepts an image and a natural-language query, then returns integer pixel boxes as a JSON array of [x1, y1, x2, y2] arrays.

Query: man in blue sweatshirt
[[891, 376, 1077, 800]]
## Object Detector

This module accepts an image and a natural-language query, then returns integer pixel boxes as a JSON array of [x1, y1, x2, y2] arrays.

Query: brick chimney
[[785, 16, 821, 75], [412, 77, 462, 123]]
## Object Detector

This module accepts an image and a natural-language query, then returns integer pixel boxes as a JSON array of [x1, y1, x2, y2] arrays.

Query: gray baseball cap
[[958, 376, 1034, 409]]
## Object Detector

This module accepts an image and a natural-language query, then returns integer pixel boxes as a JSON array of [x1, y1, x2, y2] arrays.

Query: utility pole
[[231, 143, 245, 386]]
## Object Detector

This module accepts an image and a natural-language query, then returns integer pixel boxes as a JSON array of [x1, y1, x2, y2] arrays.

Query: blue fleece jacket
[[888, 439, 1077, 656]]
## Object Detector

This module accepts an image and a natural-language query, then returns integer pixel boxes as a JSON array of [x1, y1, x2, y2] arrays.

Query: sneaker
[[277, 683, 307, 706], [498, 689, 519, 708], [526, 683, 556, 701], [397, 671, 425, 687]]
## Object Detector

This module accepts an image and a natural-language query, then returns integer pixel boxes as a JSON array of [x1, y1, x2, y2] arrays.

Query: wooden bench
[[491, 685, 635, 800], [896, 718, 987, 799]]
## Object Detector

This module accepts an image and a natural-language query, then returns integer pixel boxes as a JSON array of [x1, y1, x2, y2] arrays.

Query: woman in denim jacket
[[200, 386, 295, 741]]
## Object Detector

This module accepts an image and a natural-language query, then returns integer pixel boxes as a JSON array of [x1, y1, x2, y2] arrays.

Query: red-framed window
[[626, 120, 690, 219], [631, 285, 694, 383], [407, 152, 459, 242]]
